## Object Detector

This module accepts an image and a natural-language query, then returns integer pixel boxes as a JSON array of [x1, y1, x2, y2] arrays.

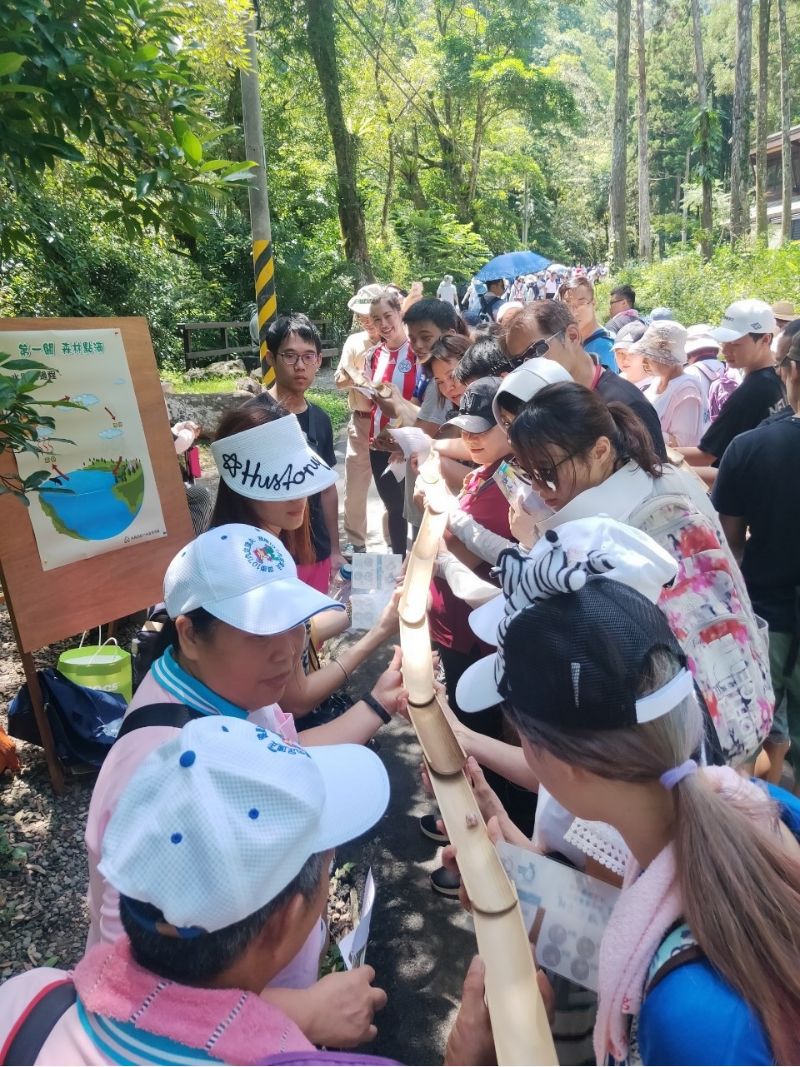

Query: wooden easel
[[0, 317, 194, 793]]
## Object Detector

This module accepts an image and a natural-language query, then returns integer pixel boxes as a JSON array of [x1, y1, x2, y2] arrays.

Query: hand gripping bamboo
[[399, 456, 558, 1066]]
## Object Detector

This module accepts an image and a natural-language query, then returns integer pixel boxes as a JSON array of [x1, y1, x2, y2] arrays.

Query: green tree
[[0, 0, 252, 251]]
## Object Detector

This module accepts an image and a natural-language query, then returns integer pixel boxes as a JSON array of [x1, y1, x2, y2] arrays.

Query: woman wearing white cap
[[631, 321, 704, 447], [210, 394, 402, 722], [83, 525, 405, 1048], [443, 537, 800, 1066]]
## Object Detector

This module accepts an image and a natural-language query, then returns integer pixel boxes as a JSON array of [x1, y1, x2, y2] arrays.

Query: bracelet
[[331, 657, 349, 685], [360, 690, 392, 726]]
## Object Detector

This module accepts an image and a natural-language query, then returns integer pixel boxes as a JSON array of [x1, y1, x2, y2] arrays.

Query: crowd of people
[[2, 270, 800, 1067]]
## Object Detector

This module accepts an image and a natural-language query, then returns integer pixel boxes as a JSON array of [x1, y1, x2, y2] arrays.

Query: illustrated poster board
[[0, 318, 194, 653]]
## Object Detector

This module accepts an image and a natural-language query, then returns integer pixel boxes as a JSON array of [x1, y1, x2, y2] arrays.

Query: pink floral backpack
[[628, 493, 774, 763]]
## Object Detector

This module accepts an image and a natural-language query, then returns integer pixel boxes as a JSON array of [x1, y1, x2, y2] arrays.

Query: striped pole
[[241, 6, 277, 386], [253, 238, 277, 385]]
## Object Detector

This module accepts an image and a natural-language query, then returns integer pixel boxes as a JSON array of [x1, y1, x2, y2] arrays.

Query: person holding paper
[[447, 530, 800, 1066], [367, 288, 420, 556], [2, 715, 392, 1063], [80, 526, 406, 1053], [334, 284, 384, 557]]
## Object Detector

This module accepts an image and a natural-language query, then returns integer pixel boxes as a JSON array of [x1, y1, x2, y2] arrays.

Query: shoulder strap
[[1, 979, 76, 1066], [115, 702, 203, 742], [645, 922, 703, 997]]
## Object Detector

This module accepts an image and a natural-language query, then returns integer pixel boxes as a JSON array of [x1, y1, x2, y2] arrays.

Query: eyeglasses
[[512, 331, 563, 365], [525, 452, 579, 493], [278, 351, 319, 366], [775, 354, 799, 371]]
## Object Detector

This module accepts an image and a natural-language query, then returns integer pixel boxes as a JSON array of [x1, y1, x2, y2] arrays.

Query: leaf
[[0, 53, 27, 77], [1, 359, 52, 371], [134, 43, 160, 62], [181, 130, 203, 163], [135, 171, 157, 197], [198, 159, 232, 172]]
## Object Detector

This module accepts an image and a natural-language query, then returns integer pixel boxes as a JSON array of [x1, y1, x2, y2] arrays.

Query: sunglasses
[[524, 451, 579, 493], [512, 331, 563, 365], [775, 354, 799, 371]]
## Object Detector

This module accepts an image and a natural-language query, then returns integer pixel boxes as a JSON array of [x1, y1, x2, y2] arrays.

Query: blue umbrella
[[476, 250, 551, 281]]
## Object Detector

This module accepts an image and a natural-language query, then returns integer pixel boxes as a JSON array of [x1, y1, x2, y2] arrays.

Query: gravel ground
[[0, 610, 139, 980]]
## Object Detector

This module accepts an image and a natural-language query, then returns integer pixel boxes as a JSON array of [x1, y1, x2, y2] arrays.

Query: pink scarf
[[593, 767, 772, 1063], [72, 937, 313, 1064]]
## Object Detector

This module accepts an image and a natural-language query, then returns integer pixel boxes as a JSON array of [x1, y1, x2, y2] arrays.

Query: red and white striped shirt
[[368, 339, 417, 438]]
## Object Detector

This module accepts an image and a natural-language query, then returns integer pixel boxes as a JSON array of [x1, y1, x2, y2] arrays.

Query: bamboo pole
[[399, 457, 558, 1066]]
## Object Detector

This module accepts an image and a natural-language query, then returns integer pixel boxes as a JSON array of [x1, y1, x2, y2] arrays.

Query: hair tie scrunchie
[[659, 758, 697, 790]]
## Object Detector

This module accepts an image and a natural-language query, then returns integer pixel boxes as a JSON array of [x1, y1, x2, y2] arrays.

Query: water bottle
[[330, 562, 352, 604]]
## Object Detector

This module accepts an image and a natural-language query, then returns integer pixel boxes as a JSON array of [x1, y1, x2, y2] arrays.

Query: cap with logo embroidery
[[449, 376, 502, 433], [709, 299, 776, 343], [164, 524, 342, 634], [99, 716, 390, 934]]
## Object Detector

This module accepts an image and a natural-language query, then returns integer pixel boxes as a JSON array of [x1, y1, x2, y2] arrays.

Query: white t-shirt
[[437, 280, 458, 307]]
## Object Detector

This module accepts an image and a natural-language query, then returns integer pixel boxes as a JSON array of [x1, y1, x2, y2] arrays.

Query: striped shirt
[[368, 339, 417, 438]]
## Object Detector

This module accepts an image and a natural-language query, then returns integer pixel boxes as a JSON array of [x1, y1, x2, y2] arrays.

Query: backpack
[[707, 370, 739, 422], [627, 494, 774, 763], [8, 669, 126, 769]]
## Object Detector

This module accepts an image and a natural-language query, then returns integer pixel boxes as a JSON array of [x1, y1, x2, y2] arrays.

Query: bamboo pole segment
[[398, 456, 558, 1067]]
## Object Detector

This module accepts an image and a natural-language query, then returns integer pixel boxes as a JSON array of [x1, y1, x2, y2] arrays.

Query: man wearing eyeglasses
[[267, 314, 346, 589], [502, 300, 667, 459]]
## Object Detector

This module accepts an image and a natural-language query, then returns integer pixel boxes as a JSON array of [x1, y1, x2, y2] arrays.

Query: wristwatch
[[360, 690, 391, 725]]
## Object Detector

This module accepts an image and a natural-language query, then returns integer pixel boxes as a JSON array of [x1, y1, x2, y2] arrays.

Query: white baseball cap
[[99, 716, 390, 934], [709, 299, 776, 343], [348, 284, 385, 314], [491, 358, 572, 424], [455, 517, 678, 713], [164, 524, 342, 634], [211, 414, 338, 502]]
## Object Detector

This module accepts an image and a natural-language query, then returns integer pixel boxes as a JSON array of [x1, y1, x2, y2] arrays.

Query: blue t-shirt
[[637, 784, 800, 1065], [584, 328, 618, 372]]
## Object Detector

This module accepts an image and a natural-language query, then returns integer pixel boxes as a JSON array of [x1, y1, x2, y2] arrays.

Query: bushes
[[604, 242, 800, 324]]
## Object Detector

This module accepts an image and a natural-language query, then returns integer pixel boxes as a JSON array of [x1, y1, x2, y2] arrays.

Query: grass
[[307, 390, 349, 432]]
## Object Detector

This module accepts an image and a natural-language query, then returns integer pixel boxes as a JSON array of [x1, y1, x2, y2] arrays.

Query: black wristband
[[361, 690, 391, 725]]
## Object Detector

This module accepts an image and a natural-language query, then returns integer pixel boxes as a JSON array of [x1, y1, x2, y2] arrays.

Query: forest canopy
[[2, 0, 800, 360]]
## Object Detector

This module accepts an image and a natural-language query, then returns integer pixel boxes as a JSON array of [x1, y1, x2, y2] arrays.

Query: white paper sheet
[[496, 841, 619, 992], [337, 869, 375, 970]]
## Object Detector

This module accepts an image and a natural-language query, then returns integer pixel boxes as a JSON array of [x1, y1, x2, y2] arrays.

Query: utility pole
[[241, 3, 277, 385]]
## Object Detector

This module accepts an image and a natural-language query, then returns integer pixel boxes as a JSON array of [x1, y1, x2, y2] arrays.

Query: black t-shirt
[[712, 415, 800, 631], [296, 403, 336, 562], [699, 367, 788, 464], [596, 370, 668, 461]]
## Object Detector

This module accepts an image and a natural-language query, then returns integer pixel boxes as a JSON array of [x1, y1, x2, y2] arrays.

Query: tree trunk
[[610, 0, 632, 267], [305, 0, 372, 279], [467, 92, 486, 211], [690, 0, 713, 259], [636, 0, 651, 261], [777, 0, 792, 242], [729, 0, 753, 240], [755, 0, 771, 239], [681, 147, 691, 245], [399, 126, 429, 210], [521, 174, 530, 245]]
